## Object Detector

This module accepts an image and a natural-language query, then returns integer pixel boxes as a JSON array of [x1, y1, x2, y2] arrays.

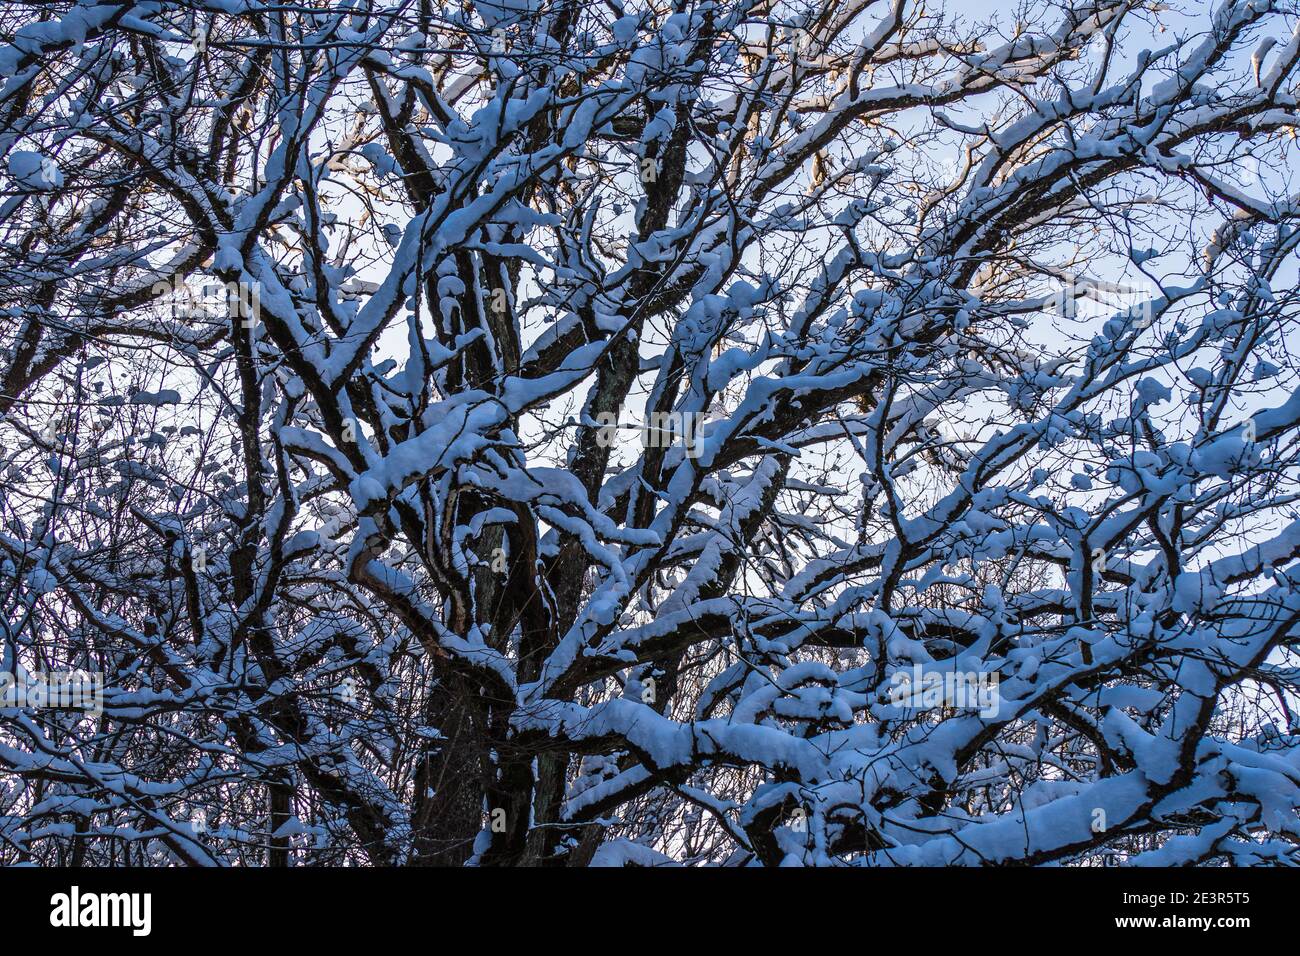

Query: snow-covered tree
[[1, 0, 1299, 866]]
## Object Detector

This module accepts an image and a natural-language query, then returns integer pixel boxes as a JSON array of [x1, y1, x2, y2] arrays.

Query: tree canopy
[[1, 0, 1299, 866]]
